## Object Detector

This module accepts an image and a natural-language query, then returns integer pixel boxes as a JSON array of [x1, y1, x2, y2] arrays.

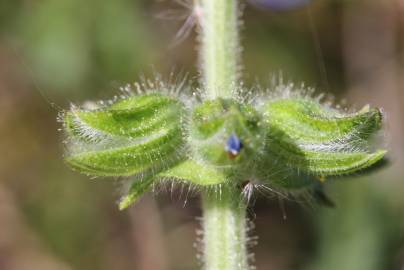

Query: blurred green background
[[1, 0, 403, 269]]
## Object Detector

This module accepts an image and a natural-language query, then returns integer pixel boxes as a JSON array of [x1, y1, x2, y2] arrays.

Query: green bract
[[189, 99, 265, 168], [63, 88, 386, 209]]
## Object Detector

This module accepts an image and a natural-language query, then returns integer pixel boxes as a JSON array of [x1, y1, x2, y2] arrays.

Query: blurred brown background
[[1, 0, 404, 269]]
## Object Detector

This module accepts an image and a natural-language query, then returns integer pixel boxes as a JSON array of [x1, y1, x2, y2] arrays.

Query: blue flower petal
[[226, 133, 243, 157], [248, 0, 312, 11]]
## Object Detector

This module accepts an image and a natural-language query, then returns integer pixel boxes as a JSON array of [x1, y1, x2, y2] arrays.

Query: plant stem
[[199, 0, 248, 269], [202, 186, 248, 270], [199, 0, 240, 99]]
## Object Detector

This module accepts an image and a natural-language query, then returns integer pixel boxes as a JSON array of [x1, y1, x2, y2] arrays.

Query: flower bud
[[248, 0, 312, 11]]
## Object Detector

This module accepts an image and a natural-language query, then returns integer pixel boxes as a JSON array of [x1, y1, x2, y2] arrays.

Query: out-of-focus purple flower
[[248, 0, 312, 11]]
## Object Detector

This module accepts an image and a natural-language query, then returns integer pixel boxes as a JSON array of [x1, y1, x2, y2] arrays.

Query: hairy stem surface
[[199, 0, 248, 269], [200, 0, 239, 99], [202, 187, 248, 270]]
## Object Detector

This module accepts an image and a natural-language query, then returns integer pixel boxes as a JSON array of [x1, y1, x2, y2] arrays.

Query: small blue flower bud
[[225, 133, 243, 159]]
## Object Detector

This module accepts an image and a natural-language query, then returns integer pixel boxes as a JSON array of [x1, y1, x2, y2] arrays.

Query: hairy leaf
[[119, 176, 155, 210], [263, 98, 382, 145], [64, 93, 186, 176], [158, 160, 228, 185], [65, 93, 184, 142], [266, 140, 386, 176], [66, 126, 183, 176], [261, 98, 386, 179]]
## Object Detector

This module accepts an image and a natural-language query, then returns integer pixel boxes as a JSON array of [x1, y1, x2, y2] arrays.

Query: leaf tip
[[118, 197, 131, 211]]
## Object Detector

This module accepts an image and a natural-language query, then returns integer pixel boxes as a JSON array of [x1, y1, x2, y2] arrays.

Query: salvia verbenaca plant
[[60, 0, 387, 269]]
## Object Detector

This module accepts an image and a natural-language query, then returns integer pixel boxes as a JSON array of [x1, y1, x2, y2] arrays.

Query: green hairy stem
[[200, 0, 239, 99], [199, 0, 249, 269], [202, 187, 248, 270]]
